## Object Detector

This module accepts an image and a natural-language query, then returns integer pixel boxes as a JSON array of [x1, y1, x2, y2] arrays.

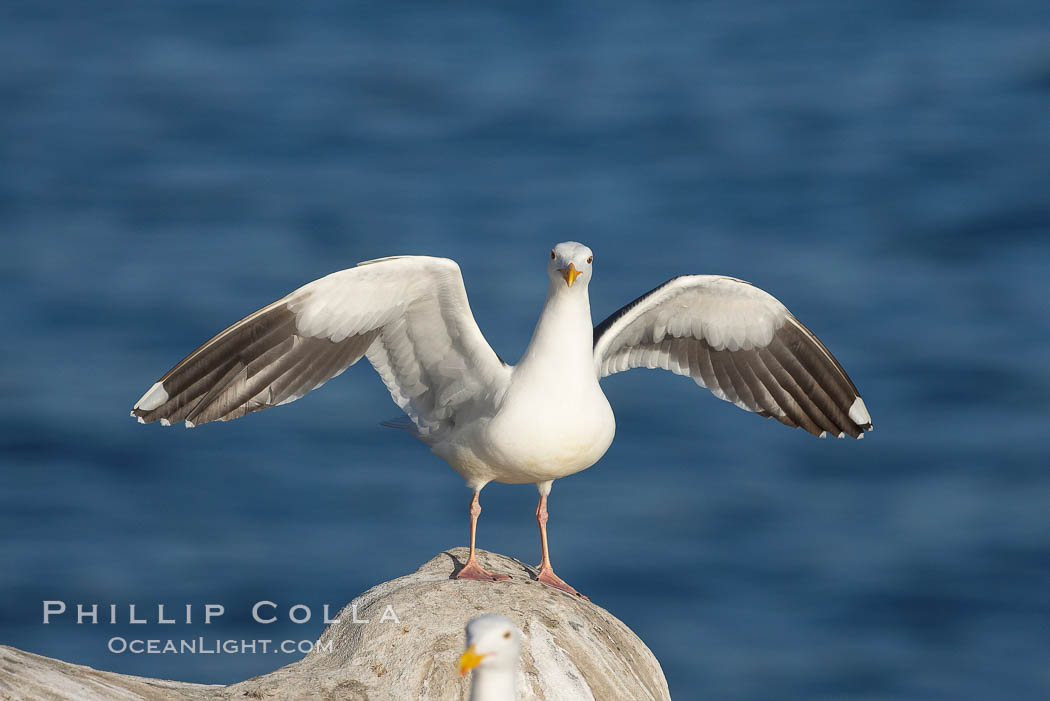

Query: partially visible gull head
[[459, 613, 521, 679], [549, 241, 594, 290]]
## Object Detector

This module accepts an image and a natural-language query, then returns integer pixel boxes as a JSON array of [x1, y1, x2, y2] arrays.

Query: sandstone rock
[[0, 645, 216, 701], [1, 549, 671, 701]]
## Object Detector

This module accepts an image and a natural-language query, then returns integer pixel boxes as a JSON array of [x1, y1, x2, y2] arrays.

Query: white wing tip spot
[[848, 397, 871, 426], [185, 420, 196, 429], [159, 418, 171, 427], [134, 381, 169, 412], [819, 431, 827, 439]]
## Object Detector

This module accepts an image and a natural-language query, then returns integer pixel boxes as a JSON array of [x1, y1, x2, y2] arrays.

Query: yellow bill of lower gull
[[459, 614, 520, 701]]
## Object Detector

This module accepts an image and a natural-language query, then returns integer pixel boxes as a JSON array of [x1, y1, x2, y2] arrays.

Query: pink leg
[[455, 490, 509, 582], [535, 493, 587, 599]]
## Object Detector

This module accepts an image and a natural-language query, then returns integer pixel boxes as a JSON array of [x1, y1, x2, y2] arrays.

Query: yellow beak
[[560, 262, 582, 287], [458, 645, 486, 676]]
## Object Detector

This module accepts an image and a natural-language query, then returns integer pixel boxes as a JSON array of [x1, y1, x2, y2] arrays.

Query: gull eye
[[550, 250, 556, 260], [503, 631, 512, 639], [586, 255, 593, 264]]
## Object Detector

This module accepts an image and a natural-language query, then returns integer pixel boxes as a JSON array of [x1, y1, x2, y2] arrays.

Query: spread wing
[[593, 275, 872, 438], [131, 256, 510, 441]]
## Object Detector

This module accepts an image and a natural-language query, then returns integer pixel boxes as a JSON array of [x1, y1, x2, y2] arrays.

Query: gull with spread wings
[[132, 242, 872, 597]]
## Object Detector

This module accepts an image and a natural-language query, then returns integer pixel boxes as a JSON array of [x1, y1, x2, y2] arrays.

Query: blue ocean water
[[2, 1, 1049, 698]]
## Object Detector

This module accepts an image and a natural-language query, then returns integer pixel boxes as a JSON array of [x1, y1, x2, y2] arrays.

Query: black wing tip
[[131, 380, 170, 425], [814, 426, 872, 439], [129, 408, 193, 428], [809, 395, 873, 439], [130, 379, 200, 428], [847, 395, 873, 436]]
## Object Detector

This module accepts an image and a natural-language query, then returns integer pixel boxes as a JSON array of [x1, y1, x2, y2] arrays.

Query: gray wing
[[593, 275, 872, 438], [131, 256, 510, 441]]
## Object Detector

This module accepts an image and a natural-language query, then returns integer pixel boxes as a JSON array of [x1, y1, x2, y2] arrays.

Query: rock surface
[[0, 549, 671, 701]]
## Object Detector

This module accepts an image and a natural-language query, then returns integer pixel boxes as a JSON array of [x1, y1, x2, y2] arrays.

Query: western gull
[[459, 614, 520, 700], [131, 242, 872, 596]]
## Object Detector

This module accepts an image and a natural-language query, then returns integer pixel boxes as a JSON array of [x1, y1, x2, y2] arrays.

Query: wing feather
[[132, 257, 509, 440], [593, 275, 872, 438]]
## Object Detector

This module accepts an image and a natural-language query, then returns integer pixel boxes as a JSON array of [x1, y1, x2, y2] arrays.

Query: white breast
[[478, 376, 616, 484], [433, 273, 616, 487]]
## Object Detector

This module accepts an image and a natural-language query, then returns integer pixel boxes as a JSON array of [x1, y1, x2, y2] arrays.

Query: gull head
[[548, 241, 594, 290], [458, 613, 521, 677]]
